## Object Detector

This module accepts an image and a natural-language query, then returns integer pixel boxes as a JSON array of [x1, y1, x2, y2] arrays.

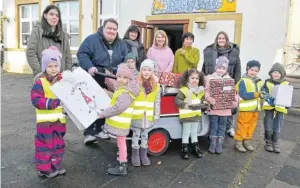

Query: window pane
[[70, 1, 79, 17], [56, 2, 67, 17], [70, 21, 79, 33], [100, 0, 114, 15], [21, 22, 30, 33], [21, 5, 30, 18], [31, 4, 39, 19], [21, 34, 30, 45], [62, 22, 68, 33], [70, 34, 79, 47]]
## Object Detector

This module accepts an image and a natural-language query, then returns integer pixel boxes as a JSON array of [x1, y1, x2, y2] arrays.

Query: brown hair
[[137, 72, 157, 91], [153, 30, 168, 47], [103, 18, 118, 28], [178, 68, 204, 88], [214, 31, 230, 48]]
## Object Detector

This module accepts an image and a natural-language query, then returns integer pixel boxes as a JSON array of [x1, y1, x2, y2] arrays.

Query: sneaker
[[243, 140, 254, 151], [95, 131, 110, 139], [58, 169, 66, 175], [84, 135, 97, 145], [227, 128, 235, 137], [37, 171, 59, 178]]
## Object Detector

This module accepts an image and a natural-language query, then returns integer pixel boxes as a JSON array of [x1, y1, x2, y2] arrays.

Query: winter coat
[[173, 46, 200, 74], [202, 42, 241, 83], [204, 73, 238, 116], [77, 26, 128, 74], [102, 79, 140, 136], [26, 23, 72, 76], [131, 86, 161, 129], [147, 45, 174, 73]]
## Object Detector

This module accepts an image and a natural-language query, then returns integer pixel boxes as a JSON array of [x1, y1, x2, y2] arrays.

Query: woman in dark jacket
[[123, 25, 146, 69], [26, 5, 72, 77], [202, 31, 241, 137]]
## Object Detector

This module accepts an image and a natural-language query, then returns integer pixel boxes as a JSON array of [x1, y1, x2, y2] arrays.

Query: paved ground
[[1, 73, 300, 188]]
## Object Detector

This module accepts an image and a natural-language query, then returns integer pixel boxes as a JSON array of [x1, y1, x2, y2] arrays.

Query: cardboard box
[[271, 85, 293, 107], [51, 67, 111, 130]]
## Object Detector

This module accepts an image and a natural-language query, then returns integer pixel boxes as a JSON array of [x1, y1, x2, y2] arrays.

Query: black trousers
[[83, 74, 107, 136]]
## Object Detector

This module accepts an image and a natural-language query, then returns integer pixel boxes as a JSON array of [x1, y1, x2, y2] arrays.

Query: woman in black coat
[[202, 31, 241, 137], [123, 25, 146, 69]]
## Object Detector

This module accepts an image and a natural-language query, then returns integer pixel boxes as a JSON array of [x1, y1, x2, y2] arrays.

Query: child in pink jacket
[[205, 56, 238, 154]]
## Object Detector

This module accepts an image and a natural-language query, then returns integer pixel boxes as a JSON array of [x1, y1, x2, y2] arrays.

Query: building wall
[[2, 0, 292, 80]]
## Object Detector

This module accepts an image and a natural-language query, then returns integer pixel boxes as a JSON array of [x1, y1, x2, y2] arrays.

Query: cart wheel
[[148, 129, 170, 156]]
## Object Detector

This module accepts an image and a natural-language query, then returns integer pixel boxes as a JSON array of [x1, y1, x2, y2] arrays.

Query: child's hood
[[120, 79, 140, 97], [269, 62, 286, 79]]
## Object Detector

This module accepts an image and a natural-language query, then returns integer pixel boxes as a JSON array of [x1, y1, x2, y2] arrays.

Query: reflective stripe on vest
[[236, 78, 262, 112], [179, 87, 204, 119], [36, 78, 66, 123], [262, 80, 289, 114], [105, 88, 135, 129], [132, 84, 160, 121]]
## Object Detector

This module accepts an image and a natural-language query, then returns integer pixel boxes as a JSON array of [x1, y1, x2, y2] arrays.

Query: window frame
[[19, 4, 39, 48], [94, 0, 119, 31], [15, 0, 41, 49], [53, 0, 80, 50]]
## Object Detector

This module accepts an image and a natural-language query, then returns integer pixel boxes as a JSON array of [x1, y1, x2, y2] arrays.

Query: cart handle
[[94, 72, 117, 79]]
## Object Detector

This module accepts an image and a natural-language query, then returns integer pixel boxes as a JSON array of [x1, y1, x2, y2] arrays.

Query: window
[[98, 0, 119, 27], [19, 4, 39, 48], [55, 1, 79, 49]]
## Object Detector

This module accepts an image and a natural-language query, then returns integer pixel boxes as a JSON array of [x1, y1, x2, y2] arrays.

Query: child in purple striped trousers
[[31, 47, 66, 178]]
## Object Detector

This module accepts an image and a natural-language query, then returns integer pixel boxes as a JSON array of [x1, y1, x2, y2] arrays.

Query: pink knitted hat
[[116, 63, 134, 79]]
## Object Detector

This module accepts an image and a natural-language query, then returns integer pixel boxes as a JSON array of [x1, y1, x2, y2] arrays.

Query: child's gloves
[[254, 92, 261, 98], [184, 104, 190, 109], [189, 104, 208, 111]]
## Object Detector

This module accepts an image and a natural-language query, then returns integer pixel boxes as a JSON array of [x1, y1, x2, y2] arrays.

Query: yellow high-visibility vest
[[179, 87, 204, 119], [36, 78, 66, 123], [132, 84, 160, 121], [236, 77, 263, 112], [105, 88, 135, 129], [262, 80, 289, 114]]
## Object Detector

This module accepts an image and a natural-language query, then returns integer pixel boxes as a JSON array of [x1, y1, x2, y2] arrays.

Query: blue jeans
[[209, 115, 227, 137], [263, 110, 284, 134], [226, 115, 235, 131]]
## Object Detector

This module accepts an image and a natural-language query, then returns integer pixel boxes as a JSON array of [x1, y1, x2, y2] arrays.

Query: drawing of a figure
[[78, 88, 103, 115]]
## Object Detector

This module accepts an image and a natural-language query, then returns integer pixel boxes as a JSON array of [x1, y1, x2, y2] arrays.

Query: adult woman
[[147, 30, 174, 73], [123, 25, 146, 70], [173, 32, 200, 74], [202, 31, 241, 137], [27, 5, 72, 77]]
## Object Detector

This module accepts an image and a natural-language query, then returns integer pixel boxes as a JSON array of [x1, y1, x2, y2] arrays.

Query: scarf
[[124, 39, 139, 58], [142, 80, 153, 95], [186, 82, 204, 105]]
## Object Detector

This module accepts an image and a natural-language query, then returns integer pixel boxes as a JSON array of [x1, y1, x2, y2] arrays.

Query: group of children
[[31, 46, 289, 178]]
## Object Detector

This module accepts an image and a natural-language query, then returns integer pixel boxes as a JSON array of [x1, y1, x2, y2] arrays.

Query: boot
[[264, 132, 273, 152], [131, 148, 141, 167], [107, 162, 127, 176], [216, 136, 224, 154], [235, 141, 247, 152], [37, 171, 58, 178], [272, 132, 281, 153], [191, 142, 203, 158], [140, 147, 151, 166], [243, 140, 254, 151], [181, 144, 189, 159], [208, 136, 217, 154]]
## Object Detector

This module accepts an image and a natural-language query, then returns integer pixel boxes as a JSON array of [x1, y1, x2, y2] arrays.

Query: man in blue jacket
[[77, 18, 128, 144]]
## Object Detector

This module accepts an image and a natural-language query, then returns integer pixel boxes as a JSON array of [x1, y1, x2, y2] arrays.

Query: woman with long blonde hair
[[147, 30, 174, 73]]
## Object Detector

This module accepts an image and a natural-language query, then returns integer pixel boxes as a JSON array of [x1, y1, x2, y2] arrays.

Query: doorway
[[157, 24, 183, 53]]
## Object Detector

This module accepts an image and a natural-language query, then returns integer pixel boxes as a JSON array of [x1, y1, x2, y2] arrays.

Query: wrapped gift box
[[158, 72, 181, 87], [209, 78, 236, 110], [271, 85, 293, 107], [51, 67, 111, 130]]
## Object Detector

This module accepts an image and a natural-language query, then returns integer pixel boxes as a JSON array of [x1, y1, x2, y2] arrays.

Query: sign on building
[[152, 0, 236, 14]]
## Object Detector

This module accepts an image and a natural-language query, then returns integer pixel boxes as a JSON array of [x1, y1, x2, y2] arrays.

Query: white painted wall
[[3, 0, 15, 48], [236, 0, 290, 80]]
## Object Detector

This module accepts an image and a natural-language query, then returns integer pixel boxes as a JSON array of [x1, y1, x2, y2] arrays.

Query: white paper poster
[[51, 67, 111, 130]]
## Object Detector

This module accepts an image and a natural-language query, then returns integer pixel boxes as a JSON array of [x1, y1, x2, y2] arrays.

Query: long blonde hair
[[153, 30, 168, 47], [137, 71, 157, 91]]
